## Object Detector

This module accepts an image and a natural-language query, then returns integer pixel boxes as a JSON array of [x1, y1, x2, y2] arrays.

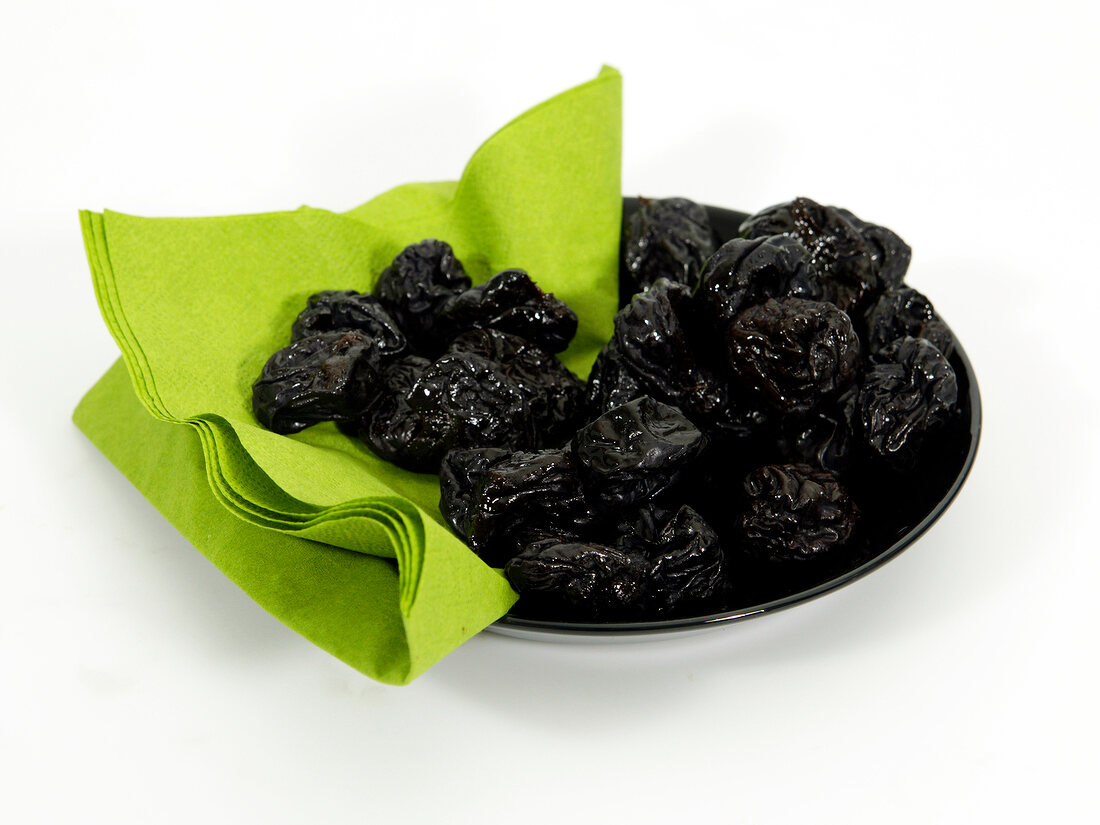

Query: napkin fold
[[74, 66, 623, 684]]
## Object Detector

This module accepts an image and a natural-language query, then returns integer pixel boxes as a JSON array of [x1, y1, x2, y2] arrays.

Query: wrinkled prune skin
[[864, 287, 955, 358], [859, 336, 958, 466], [608, 279, 730, 421], [377, 354, 432, 395], [337, 353, 429, 447], [358, 353, 532, 472], [290, 290, 408, 359], [586, 279, 758, 438], [739, 198, 878, 314], [621, 197, 717, 292], [433, 269, 578, 354], [252, 330, 383, 434], [610, 500, 678, 555], [646, 506, 727, 613], [612, 279, 695, 380], [740, 463, 858, 562], [776, 385, 860, 477], [584, 341, 646, 418], [573, 396, 708, 512], [698, 393, 773, 446], [354, 393, 428, 472], [438, 446, 511, 541], [505, 542, 649, 620], [448, 329, 584, 446], [374, 239, 471, 351], [726, 297, 861, 415], [439, 448, 596, 567], [697, 235, 822, 327], [835, 207, 912, 290]]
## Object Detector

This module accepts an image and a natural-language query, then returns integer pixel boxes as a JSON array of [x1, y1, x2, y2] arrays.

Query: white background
[[2, 1, 1098, 822]]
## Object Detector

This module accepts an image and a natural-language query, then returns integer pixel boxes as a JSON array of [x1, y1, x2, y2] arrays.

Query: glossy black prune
[[835, 207, 912, 290], [739, 197, 878, 313], [573, 396, 708, 512], [776, 385, 860, 477], [584, 341, 646, 418], [858, 336, 958, 466], [697, 235, 822, 327], [864, 287, 955, 358], [726, 297, 861, 415], [290, 290, 408, 360], [336, 352, 429, 447], [609, 500, 678, 555], [377, 353, 433, 395], [610, 279, 730, 421], [646, 506, 727, 613], [740, 463, 858, 562], [693, 392, 772, 446], [359, 353, 532, 472], [586, 279, 755, 438], [438, 446, 511, 541], [433, 269, 578, 354], [252, 330, 383, 434], [448, 329, 585, 447], [621, 196, 717, 292], [504, 505, 726, 619], [504, 542, 649, 620], [439, 447, 596, 567], [373, 239, 471, 350]]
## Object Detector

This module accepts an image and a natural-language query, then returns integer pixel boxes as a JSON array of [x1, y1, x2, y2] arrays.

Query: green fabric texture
[[73, 66, 624, 684]]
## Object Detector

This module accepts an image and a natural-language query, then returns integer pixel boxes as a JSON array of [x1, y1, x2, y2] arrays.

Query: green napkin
[[73, 66, 623, 684]]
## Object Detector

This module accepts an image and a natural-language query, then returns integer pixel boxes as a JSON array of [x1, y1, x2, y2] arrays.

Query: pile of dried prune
[[253, 242, 584, 473], [253, 195, 968, 623]]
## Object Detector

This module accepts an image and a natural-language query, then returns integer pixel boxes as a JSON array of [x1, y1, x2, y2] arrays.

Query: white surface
[[2, 2, 1098, 822]]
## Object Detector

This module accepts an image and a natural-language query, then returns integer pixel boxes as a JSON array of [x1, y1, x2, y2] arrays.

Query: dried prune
[[252, 330, 383, 434], [702, 394, 773, 445], [864, 287, 954, 358], [377, 353, 432, 395], [740, 463, 858, 562], [573, 396, 708, 512], [610, 500, 678, 555], [858, 336, 958, 466], [835, 207, 912, 290], [352, 399, 425, 471], [776, 385, 860, 477], [584, 341, 646, 418], [505, 542, 649, 620], [439, 447, 596, 567], [438, 446, 511, 539], [357, 353, 532, 472], [697, 235, 822, 327], [434, 269, 578, 353], [448, 329, 584, 446], [621, 196, 717, 292], [609, 279, 729, 421], [504, 504, 726, 619], [739, 197, 878, 313], [726, 297, 861, 415], [646, 506, 727, 613], [586, 279, 753, 439], [336, 352, 428, 447], [373, 239, 471, 350], [290, 290, 407, 359]]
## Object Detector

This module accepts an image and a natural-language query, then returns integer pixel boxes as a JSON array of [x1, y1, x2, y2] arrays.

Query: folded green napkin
[[74, 66, 623, 684]]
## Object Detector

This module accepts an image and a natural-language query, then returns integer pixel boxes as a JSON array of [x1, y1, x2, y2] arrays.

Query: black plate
[[488, 200, 981, 640]]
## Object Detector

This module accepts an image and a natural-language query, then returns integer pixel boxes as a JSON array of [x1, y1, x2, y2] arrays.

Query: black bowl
[[488, 199, 981, 640]]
